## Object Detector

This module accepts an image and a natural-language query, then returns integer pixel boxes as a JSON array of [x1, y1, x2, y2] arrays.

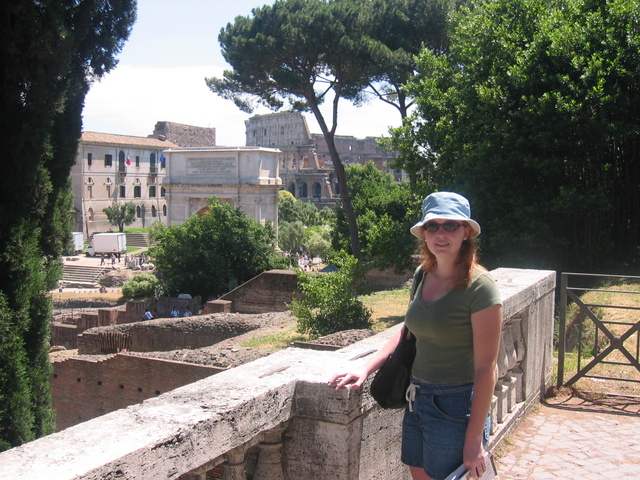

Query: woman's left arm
[[464, 303, 503, 478]]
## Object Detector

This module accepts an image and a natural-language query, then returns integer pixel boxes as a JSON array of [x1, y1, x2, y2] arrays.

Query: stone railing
[[0, 268, 555, 480]]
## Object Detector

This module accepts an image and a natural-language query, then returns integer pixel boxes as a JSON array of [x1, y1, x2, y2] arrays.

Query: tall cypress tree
[[0, 0, 136, 450]]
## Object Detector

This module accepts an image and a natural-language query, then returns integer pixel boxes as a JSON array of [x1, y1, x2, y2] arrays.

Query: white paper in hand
[[444, 453, 497, 480]]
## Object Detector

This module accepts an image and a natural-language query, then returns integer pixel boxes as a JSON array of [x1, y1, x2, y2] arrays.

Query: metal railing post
[[557, 272, 568, 386]]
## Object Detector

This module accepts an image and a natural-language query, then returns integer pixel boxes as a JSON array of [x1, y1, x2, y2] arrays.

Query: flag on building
[[160, 153, 166, 169], [126, 156, 131, 166]]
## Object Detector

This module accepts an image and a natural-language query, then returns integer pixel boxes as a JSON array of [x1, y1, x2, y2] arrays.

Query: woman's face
[[422, 220, 471, 258]]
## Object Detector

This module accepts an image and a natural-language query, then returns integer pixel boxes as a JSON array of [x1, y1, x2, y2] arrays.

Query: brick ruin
[[49, 268, 411, 432]]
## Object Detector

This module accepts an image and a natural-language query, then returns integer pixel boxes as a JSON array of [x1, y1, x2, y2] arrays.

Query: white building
[[71, 132, 179, 237], [163, 147, 282, 231]]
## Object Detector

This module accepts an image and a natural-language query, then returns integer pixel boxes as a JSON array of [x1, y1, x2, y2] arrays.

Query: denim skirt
[[401, 378, 488, 480]]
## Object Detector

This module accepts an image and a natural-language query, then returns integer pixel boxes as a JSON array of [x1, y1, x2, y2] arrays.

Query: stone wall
[[216, 269, 300, 314], [52, 354, 222, 430]]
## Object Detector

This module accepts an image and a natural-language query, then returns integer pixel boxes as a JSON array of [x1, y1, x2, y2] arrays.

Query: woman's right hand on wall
[[327, 367, 370, 390]]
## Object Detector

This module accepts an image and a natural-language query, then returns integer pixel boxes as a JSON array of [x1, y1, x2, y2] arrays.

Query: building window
[[135, 156, 140, 167], [151, 205, 157, 217], [163, 204, 167, 216], [136, 206, 141, 218], [161, 187, 166, 197], [105, 154, 113, 167], [134, 186, 141, 198], [88, 208, 94, 221], [149, 186, 156, 197], [106, 185, 111, 198], [87, 185, 92, 199], [87, 153, 92, 167], [119, 185, 125, 197]]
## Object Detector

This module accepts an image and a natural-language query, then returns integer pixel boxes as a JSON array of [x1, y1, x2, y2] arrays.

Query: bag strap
[[410, 266, 425, 301], [402, 267, 424, 341]]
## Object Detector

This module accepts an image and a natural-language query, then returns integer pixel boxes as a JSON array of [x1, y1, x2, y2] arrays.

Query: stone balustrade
[[0, 268, 555, 479]]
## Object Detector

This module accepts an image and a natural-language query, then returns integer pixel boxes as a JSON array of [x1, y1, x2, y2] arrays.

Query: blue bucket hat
[[410, 191, 481, 240]]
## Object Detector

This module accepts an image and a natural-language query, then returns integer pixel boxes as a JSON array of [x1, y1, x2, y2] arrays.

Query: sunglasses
[[423, 221, 464, 233]]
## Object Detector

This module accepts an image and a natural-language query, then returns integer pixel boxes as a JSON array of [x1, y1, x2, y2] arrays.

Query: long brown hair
[[418, 225, 483, 288]]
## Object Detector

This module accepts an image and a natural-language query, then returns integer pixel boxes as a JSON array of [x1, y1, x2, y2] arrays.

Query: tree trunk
[[307, 100, 362, 259]]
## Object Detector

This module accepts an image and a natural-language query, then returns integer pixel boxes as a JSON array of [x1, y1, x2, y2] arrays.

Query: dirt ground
[[128, 313, 375, 368], [50, 302, 376, 368]]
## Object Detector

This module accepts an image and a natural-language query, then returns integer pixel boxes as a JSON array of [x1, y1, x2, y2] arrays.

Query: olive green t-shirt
[[404, 270, 502, 384]]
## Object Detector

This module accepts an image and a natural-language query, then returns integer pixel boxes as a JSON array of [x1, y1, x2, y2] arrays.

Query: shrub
[[288, 253, 371, 337], [121, 273, 163, 299]]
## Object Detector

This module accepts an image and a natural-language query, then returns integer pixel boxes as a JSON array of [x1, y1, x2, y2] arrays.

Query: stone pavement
[[494, 390, 640, 479]]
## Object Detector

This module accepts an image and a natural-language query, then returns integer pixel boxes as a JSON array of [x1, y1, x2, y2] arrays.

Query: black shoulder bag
[[369, 268, 423, 409]]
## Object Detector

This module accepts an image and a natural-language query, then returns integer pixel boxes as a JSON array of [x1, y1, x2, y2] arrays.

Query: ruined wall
[[52, 354, 222, 431], [214, 268, 411, 314], [217, 269, 300, 314], [51, 323, 78, 349], [76, 314, 262, 355], [151, 121, 216, 147], [245, 111, 313, 147]]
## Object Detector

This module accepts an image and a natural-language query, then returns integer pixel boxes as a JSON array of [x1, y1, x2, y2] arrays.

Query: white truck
[[71, 232, 84, 254], [85, 232, 127, 257]]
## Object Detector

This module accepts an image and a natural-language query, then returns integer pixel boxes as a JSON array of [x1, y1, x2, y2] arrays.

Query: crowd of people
[[98, 252, 152, 270]]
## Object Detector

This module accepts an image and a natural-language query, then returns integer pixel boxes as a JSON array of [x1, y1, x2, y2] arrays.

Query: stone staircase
[[61, 264, 107, 287], [125, 232, 150, 248]]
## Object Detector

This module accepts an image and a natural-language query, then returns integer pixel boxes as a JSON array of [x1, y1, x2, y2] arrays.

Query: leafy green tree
[[0, 1, 135, 450], [278, 195, 322, 226], [363, 0, 454, 119], [289, 253, 371, 337], [278, 221, 306, 254], [121, 273, 164, 299], [333, 162, 417, 272], [318, 206, 336, 225], [103, 201, 136, 232], [207, 0, 381, 259], [400, 0, 640, 270], [305, 224, 332, 262], [149, 198, 289, 300]]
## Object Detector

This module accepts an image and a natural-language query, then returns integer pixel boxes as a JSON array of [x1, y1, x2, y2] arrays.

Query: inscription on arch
[[187, 158, 236, 176]]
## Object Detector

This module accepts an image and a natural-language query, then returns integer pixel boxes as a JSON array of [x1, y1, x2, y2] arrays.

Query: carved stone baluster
[[253, 425, 287, 480], [223, 450, 247, 480], [494, 326, 510, 424], [502, 323, 518, 413], [511, 316, 526, 403]]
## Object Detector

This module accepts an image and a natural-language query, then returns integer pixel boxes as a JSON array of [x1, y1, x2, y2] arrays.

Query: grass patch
[[361, 287, 410, 332], [240, 286, 412, 350], [557, 279, 640, 395], [241, 331, 311, 350]]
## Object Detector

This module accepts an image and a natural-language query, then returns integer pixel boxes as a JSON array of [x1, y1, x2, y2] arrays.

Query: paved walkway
[[494, 390, 640, 479]]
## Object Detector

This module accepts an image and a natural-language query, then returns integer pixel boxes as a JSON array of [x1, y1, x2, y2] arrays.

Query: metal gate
[[557, 272, 640, 390]]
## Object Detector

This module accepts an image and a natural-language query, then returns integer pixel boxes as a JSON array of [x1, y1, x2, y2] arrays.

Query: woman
[[328, 192, 502, 480]]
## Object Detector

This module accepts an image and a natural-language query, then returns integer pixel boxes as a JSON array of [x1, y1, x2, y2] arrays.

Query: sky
[[82, 0, 402, 146]]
